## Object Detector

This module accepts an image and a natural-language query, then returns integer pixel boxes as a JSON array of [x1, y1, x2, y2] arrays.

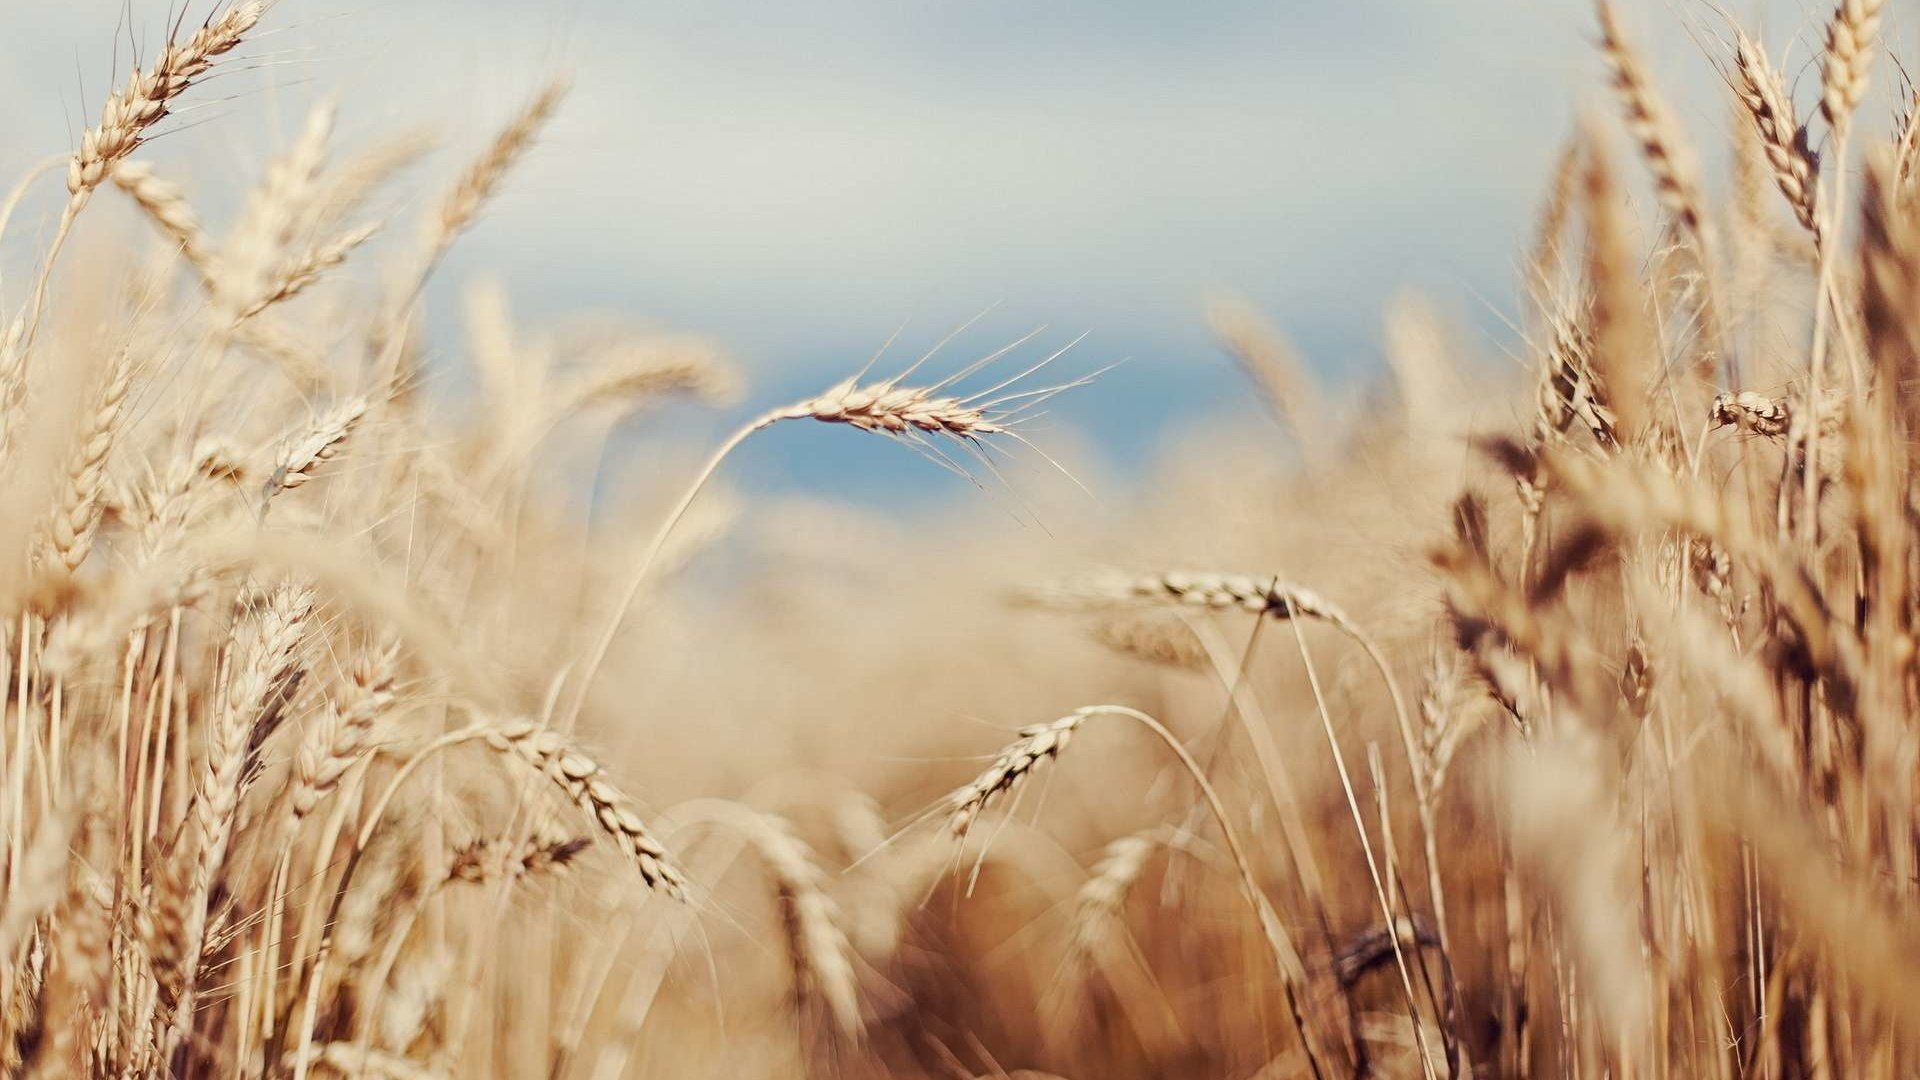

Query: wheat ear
[[472, 721, 685, 896], [262, 395, 372, 508], [162, 583, 314, 1067], [371, 77, 571, 380], [68, 5, 264, 203], [1205, 296, 1326, 449], [1595, 0, 1709, 245], [110, 162, 215, 276], [1800, 0, 1884, 535], [446, 830, 593, 886], [25, 4, 264, 350], [681, 804, 864, 1036], [46, 348, 135, 575], [1730, 30, 1821, 242], [1821, 0, 1886, 128], [1065, 826, 1201, 972], [289, 645, 400, 825]]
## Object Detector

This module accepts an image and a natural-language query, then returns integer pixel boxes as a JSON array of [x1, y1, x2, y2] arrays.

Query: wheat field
[[2, 0, 1919, 1077]]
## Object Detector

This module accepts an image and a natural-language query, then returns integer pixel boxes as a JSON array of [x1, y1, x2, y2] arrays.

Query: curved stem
[[1346, 625, 1463, 1075], [1185, 617, 1329, 905], [1081, 704, 1329, 1080], [1293, 600, 1461, 1047], [1283, 619, 1441, 1080], [21, 197, 84, 352], [1801, 118, 1852, 549], [558, 411, 778, 730], [0, 155, 65, 251], [284, 726, 492, 1080], [1334, 620, 1454, 944], [356, 725, 490, 851]]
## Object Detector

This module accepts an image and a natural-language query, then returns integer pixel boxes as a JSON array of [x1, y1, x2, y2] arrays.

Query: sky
[[0, 0, 1839, 502]]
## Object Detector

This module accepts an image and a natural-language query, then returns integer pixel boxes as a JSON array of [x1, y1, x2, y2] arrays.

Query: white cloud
[[0, 0, 1846, 454]]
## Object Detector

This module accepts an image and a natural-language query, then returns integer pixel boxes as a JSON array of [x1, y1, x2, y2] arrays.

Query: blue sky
[[0, 0, 1839, 501]]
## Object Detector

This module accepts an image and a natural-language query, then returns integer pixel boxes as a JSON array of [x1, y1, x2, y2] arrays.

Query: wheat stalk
[[947, 704, 1330, 1073], [560, 339, 1093, 728]]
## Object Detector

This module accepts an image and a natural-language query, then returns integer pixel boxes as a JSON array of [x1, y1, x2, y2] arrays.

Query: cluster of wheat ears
[[6, 0, 1920, 1077]]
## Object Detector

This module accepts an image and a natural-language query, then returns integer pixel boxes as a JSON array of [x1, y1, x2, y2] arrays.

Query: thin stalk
[[1075, 704, 1329, 1079], [559, 410, 778, 729], [1801, 118, 1853, 548], [1285, 618, 1443, 1080]]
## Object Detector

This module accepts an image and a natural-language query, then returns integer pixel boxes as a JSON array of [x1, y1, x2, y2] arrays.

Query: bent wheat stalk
[[1024, 568, 1458, 1068], [1803, 0, 1885, 533], [560, 341, 1094, 728], [948, 704, 1330, 1079]]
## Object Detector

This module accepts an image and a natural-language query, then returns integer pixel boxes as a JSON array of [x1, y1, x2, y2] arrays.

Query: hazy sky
[[0, 0, 1829, 499]]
